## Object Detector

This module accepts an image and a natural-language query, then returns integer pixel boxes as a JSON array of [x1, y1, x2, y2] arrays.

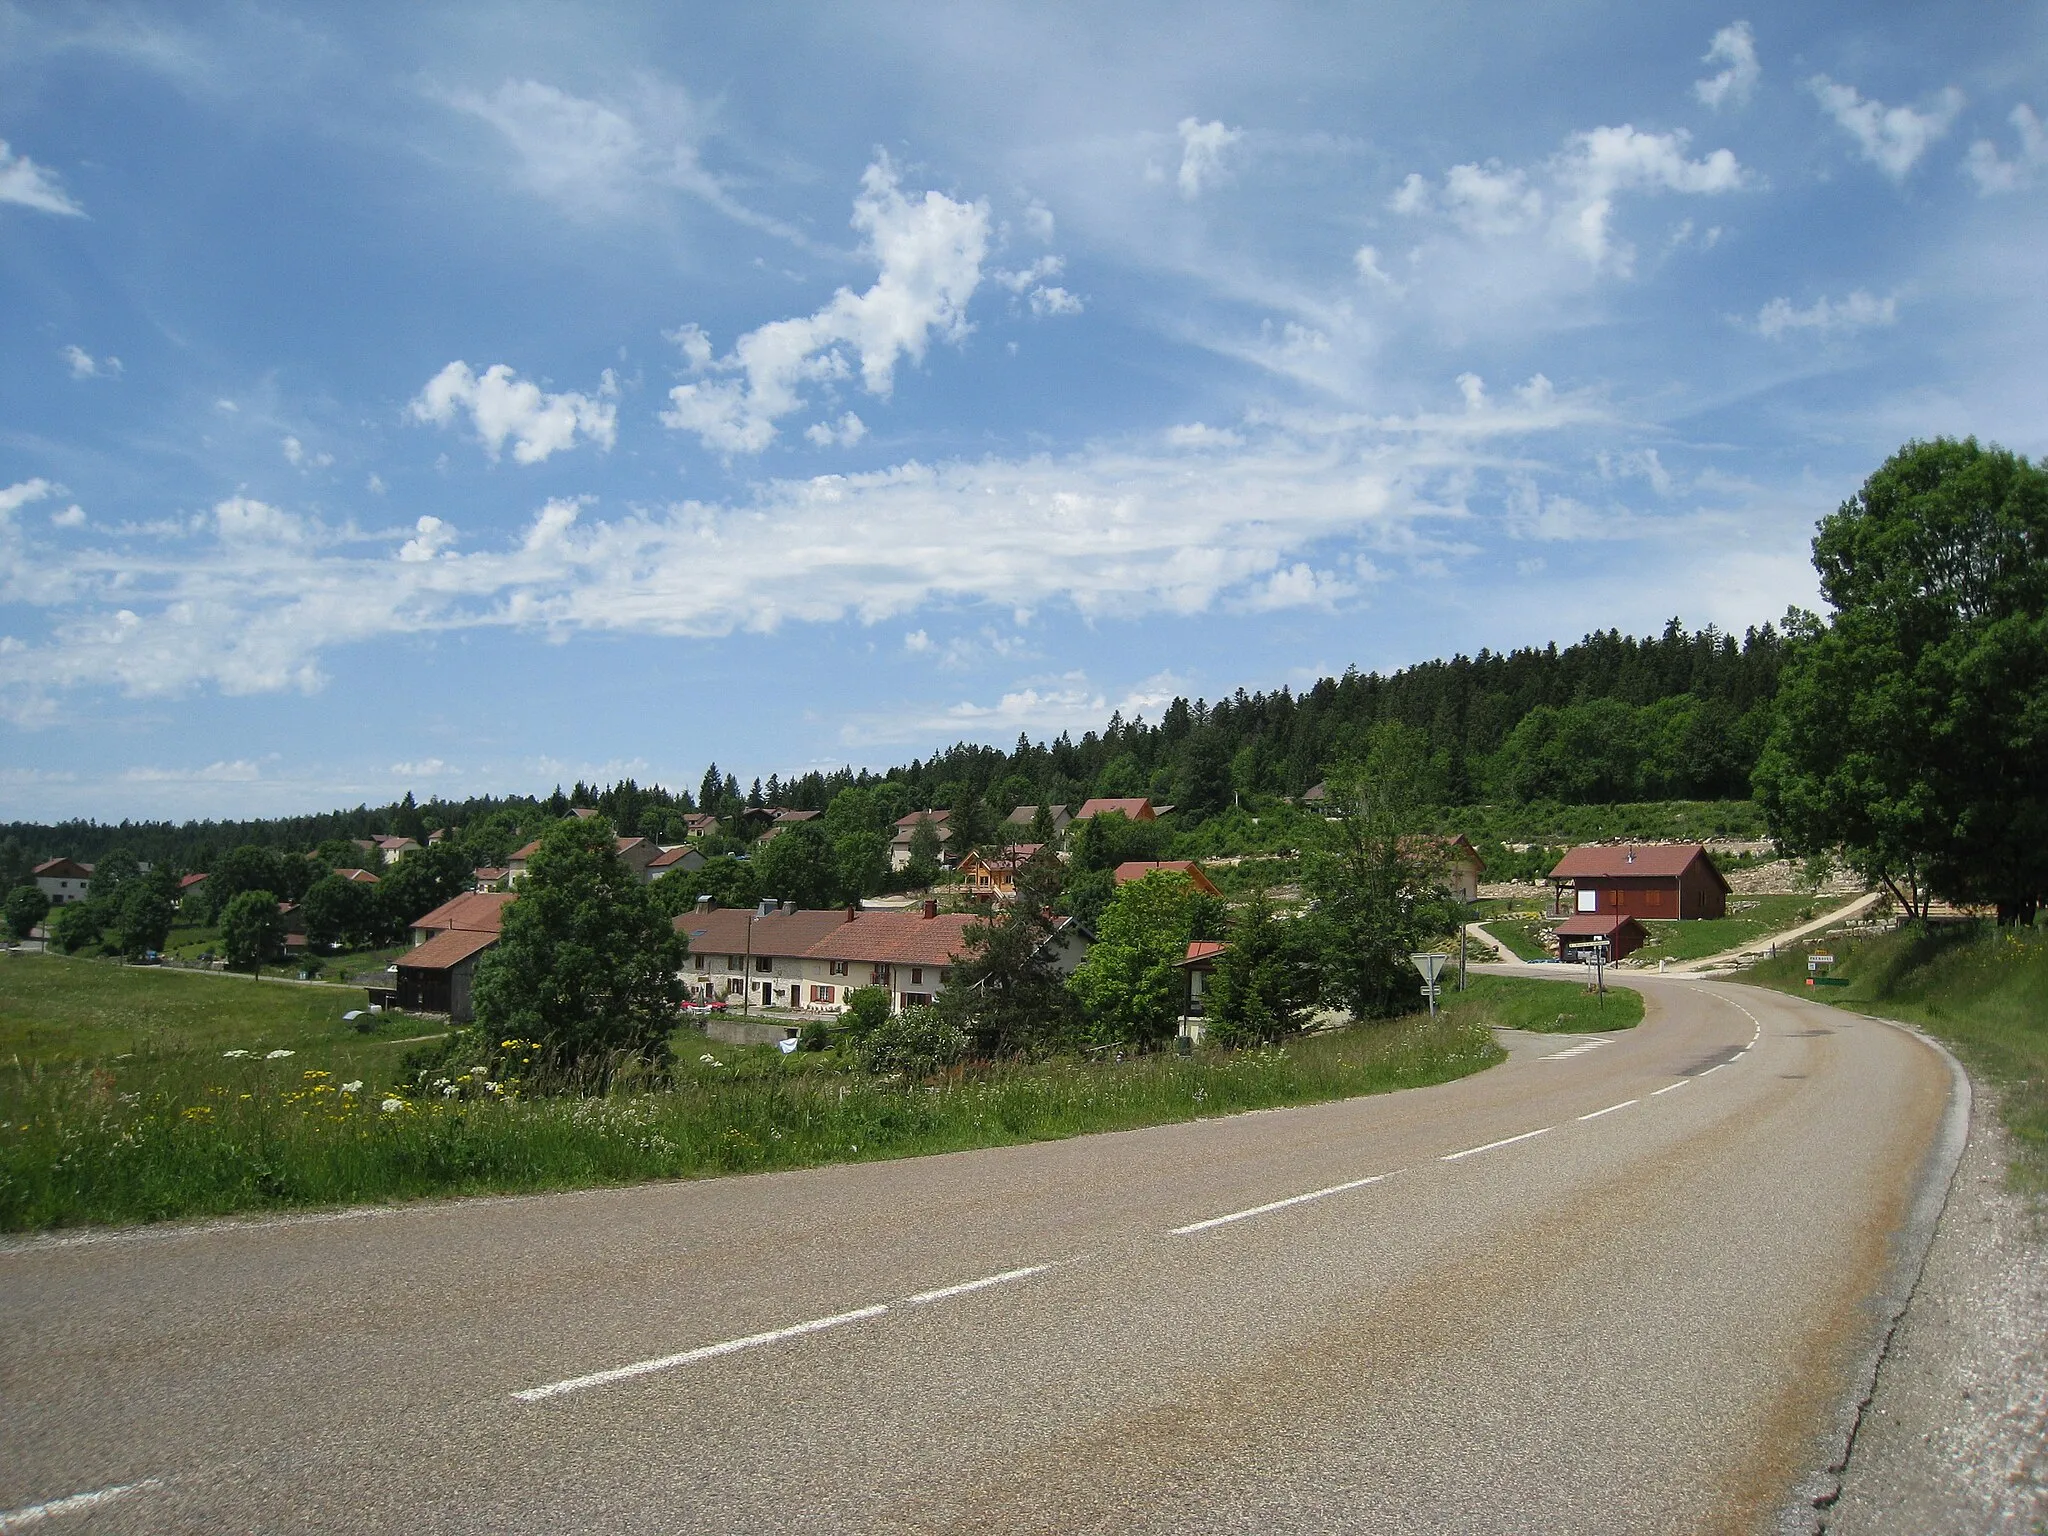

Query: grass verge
[[1739, 923, 2046, 1201], [0, 951, 1503, 1231], [1438, 971, 1644, 1034]]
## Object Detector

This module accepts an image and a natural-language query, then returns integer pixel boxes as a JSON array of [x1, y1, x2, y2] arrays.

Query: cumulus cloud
[[50, 504, 88, 528], [661, 156, 989, 454], [804, 412, 867, 448], [409, 361, 618, 464], [1694, 22, 1760, 110], [1352, 244, 1402, 292], [1810, 77, 1962, 181], [281, 436, 334, 470], [1176, 118, 1242, 198], [0, 140, 85, 216], [1391, 124, 1745, 274], [63, 346, 122, 379], [397, 516, 457, 561], [1165, 423, 1244, 449], [1965, 104, 2047, 194], [994, 254, 1083, 318], [0, 479, 55, 518], [1754, 290, 1898, 339]]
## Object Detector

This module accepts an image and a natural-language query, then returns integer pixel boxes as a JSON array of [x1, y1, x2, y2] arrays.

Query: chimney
[[844, 904, 859, 923], [695, 895, 713, 913], [921, 898, 938, 919], [756, 898, 777, 918]]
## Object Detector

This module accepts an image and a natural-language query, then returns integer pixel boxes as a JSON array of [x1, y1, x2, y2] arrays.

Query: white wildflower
[[442, 1084, 460, 1098], [340, 1081, 363, 1094], [380, 1097, 404, 1113], [222, 1050, 251, 1059], [264, 1049, 294, 1060]]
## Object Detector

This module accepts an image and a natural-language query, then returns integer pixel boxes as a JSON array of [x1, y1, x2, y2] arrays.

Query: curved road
[[0, 975, 1958, 1534]]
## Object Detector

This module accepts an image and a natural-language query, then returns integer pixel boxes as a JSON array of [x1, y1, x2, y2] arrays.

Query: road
[[0, 975, 1960, 1535]]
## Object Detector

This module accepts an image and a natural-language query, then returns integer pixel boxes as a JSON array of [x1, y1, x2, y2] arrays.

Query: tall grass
[[1439, 971, 1644, 1033], [1742, 923, 2047, 1198], [0, 1015, 1501, 1231]]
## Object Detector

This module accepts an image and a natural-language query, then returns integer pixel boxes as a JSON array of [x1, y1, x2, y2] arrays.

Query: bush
[[857, 1005, 968, 1078], [839, 984, 893, 1040], [47, 902, 104, 954], [4, 885, 50, 942]]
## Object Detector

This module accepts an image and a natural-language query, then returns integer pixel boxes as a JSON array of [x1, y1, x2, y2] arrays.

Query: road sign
[[1807, 953, 1834, 971], [1410, 952, 1448, 983]]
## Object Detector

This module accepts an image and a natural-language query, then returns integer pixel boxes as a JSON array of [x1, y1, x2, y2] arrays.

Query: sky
[[4, 2, 2046, 822]]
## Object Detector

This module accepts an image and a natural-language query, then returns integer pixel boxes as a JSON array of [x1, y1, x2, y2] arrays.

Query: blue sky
[[4, 2, 2046, 821]]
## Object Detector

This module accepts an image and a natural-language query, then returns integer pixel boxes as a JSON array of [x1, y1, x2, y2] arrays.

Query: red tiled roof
[[1553, 913, 1645, 937], [398, 928, 500, 970], [893, 809, 949, 830], [648, 846, 698, 868], [179, 872, 210, 889], [804, 911, 978, 968], [1548, 843, 1726, 888], [373, 835, 419, 851], [412, 891, 515, 934], [510, 839, 542, 861], [472, 867, 508, 882], [333, 868, 380, 884], [1076, 798, 1157, 820], [675, 907, 861, 959], [34, 857, 92, 879], [1113, 861, 1222, 897], [1180, 939, 1230, 966]]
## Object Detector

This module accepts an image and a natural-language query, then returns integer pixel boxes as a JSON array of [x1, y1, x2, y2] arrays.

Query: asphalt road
[[1, 975, 1959, 1535]]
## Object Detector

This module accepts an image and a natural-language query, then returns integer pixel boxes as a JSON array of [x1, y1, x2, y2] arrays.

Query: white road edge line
[[1171, 1172, 1397, 1235], [0, 1478, 165, 1530], [1441, 1127, 1551, 1162], [515, 1305, 890, 1402], [904, 1264, 1052, 1305], [1653, 1080, 1689, 1095], [1577, 1099, 1638, 1122], [1696, 1063, 1725, 1078]]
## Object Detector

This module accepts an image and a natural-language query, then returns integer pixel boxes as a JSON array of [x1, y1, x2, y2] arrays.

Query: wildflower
[[265, 1049, 294, 1060], [182, 1105, 212, 1120], [340, 1081, 362, 1094], [443, 1084, 460, 1098], [380, 1097, 404, 1113], [303, 1069, 329, 1080], [222, 1050, 251, 1059]]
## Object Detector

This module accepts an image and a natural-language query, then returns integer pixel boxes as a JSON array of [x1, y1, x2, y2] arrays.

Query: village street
[[0, 974, 1960, 1534]]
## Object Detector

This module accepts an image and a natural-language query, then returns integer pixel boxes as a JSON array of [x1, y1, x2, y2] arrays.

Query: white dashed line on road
[[1653, 1081, 1690, 1096], [516, 1261, 1063, 1402], [1541, 1038, 1610, 1061], [1441, 1126, 1552, 1162], [1171, 1172, 1399, 1235], [0, 1479, 166, 1530], [1578, 1099, 1639, 1122]]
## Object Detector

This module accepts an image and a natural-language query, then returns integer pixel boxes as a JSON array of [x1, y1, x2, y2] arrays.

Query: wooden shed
[[394, 928, 498, 1022], [1548, 843, 1729, 921], [1552, 912, 1648, 962]]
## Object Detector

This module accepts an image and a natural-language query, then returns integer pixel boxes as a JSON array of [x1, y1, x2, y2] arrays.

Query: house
[[888, 810, 951, 872], [471, 867, 509, 892], [33, 858, 93, 907], [1074, 797, 1172, 822], [681, 813, 721, 838], [1113, 860, 1224, 898], [395, 928, 498, 1022], [674, 897, 1091, 1014], [1301, 782, 1329, 805], [569, 807, 599, 821], [332, 867, 380, 885], [1175, 939, 1231, 1043], [648, 845, 707, 879], [408, 890, 514, 946], [506, 840, 542, 882], [742, 806, 821, 832], [1002, 804, 1073, 838], [1548, 843, 1729, 920], [370, 835, 420, 863], [955, 845, 1044, 901], [1402, 834, 1486, 904], [178, 872, 210, 895], [613, 837, 661, 882], [1552, 912, 1648, 963]]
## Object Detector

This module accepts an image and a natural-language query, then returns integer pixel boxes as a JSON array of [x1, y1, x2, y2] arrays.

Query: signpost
[[1806, 952, 1846, 987], [1410, 951, 1448, 1018]]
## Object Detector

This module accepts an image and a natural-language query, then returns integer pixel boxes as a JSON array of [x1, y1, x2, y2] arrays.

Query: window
[[811, 985, 835, 1003], [870, 964, 890, 985], [693, 955, 708, 971], [756, 956, 773, 972], [910, 967, 923, 984], [1576, 888, 1598, 914], [727, 955, 743, 971], [939, 968, 951, 984], [829, 960, 849, 976]]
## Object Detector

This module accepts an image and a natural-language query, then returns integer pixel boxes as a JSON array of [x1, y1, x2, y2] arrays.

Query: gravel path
[[1827, 1084, 2048, 1533]]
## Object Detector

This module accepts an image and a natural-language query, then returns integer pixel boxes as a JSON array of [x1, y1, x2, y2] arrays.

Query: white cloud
[[1165, 422, 1243, 449], [409, 361, 619, 464], [1755, 289, 1898, 339], [1810, 77, 1963, 182], [121, 760, 263, 784], [390, 758, 453, 778], [662, 156, 989, 454], [902, 629, 933, 654], [1352, 244, 1402, 293], [804, 412, 867, 448], [1176, 118, 1242, 198], [993, 256, 1083, 317], [397, 515, 457, 562], [0, 479, 54, 518], [1597, 448, 1673, 496], [367, 473, 387, 495], [50, 504, 87, 529], [281, 435, 333, 470], [1694, 22, 1760, 110], [1028, 285, 1082, 317], [1965, 104, 2047, 194], [63, 346, 121, 379], [1392, 125, 1745, 275], [0, 140, 85, 216]]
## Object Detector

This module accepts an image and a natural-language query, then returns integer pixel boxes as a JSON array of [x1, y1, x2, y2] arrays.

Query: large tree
[[1302, 725, 1464, 1020], [1205, 886, 1320, 1047], [219, 889, 285, 973], [1755, 438, 2048, 923], [934, 851, 1080, 1056], [471, 815, 682, 1068], [5, 885, 51, 942], [753, 820, 840, 909], [1066, 870, 1224, 1048]]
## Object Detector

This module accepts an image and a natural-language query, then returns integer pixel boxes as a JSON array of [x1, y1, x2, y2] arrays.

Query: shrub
[[858, 1005, 968, 1078]]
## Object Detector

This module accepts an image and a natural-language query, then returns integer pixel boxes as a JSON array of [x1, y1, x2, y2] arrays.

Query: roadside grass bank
[[1475, 893, 1859, 967], [0, 949, 1504, 1228], [1437, 970, 1644, 1034], [1740, 923, 2046, 1200]]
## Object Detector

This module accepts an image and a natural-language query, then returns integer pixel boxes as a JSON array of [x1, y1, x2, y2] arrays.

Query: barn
[[1552, 912, 1648, 962], [1548, 843, 1729, 921], [394, 928, 498, 1022]]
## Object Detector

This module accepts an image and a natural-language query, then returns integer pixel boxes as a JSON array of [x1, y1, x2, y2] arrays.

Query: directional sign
[[1410, 952, 1448, 983], [1807, 953, 1835, 970]]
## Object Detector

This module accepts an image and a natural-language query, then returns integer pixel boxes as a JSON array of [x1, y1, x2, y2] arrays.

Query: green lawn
[[1478, 915, 1557, 962], [0, 948, 1505, 1231], [1740, 924, 2047, 1200], [1437, 970, 1644, 1033], [1633, 894, 1839, 962]]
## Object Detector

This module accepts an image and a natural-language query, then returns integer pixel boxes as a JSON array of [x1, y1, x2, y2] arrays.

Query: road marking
[[1441, 1127, 1551, 1162], [0, 1479, 165, 1529], [904, 1264, 1052, 1305], [1541, 1038, 1609, 1061], [1653, 1080, 1689, 1096], [1695, 1063, 1725, 1078], [1578, 1099, 1638, 1122], [516, 1305, 890, 1401], [1172, 1172, 1398, 1235]]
